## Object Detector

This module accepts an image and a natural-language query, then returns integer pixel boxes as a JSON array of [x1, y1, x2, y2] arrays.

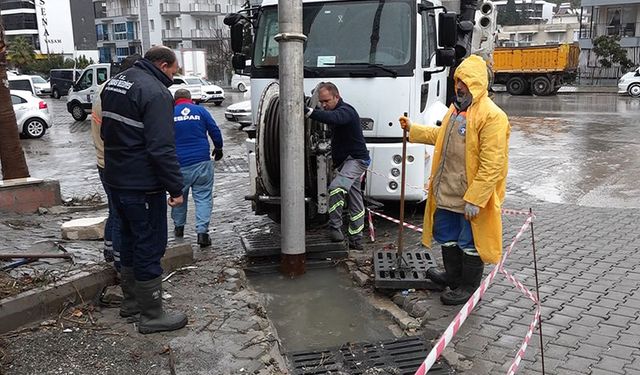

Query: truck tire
[[628, 83, 640, 98], [532, 77, 552, 96], [506, 77, 526, 96], [52, 88, 61, 99]]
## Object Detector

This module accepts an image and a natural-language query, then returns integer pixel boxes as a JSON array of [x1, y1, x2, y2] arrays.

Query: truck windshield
[[254, 0, 413, 69]]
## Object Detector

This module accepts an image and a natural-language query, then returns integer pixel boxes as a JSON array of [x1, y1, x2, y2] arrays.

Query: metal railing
[[106, 7, 139, 17], [187, 3, 221, 14], [580, 22, 640, 39], [189, 28, 229, 39], [160, 3, 180, 14], [162, 29, 183, 40]]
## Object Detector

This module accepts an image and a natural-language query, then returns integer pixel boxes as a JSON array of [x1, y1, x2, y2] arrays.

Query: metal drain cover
[[373, 249, 437, 289], [288, 336, 453, 374], [241, 230, 348, 260]]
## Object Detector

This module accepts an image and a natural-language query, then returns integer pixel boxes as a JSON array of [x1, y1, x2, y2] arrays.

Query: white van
[[618, 67, 640, 98], [66, 63, 115, 121]]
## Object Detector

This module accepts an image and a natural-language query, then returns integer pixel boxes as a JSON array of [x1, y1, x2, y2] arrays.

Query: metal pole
[[276, 0, 307, 277], [397, 112, 409, 266], [529, 208, 546, 374]]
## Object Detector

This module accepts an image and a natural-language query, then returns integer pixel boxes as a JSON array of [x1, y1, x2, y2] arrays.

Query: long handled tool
[[397, 112, 409, 267]]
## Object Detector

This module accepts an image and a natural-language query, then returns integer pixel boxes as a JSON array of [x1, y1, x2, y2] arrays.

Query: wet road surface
[[496, 92, 640, 208]]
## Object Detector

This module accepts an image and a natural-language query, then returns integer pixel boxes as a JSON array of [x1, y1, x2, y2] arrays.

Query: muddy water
[[249, 267, 395, 351]]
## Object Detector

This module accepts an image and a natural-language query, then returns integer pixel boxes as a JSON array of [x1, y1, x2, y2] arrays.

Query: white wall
[[36, 0, 75, 54]]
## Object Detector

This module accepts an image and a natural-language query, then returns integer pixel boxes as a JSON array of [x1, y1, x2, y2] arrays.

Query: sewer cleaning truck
[[225, 0, 497, 222]]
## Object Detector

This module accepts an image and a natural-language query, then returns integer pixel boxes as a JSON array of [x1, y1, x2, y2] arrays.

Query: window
[[165, 20, 171, 29], [114, 23, 128, 40], [96, 24, 109, 41], [421, 8, 436, 68], [78, 70, 94, 90], [11, 95, 27, 105], [9, 79, 33, 92], [150, 19, 155, 31], [255, 1, 413, 68], [116, 48, 130, 62], [3, 13, 37, 30], [97, 68, 109, 85], [1, 1, 36, 11], [31, 76, 47, 84], [94, 2, 106, 18]]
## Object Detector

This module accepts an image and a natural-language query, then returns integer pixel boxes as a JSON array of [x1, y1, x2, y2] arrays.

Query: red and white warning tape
[[365, 207, 540, 375]]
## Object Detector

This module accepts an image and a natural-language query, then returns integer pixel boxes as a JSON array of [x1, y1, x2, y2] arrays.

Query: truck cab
[[66, 63, 114, 121]]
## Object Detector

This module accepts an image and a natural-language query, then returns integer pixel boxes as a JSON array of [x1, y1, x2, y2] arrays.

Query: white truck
[[225, 0, 496, 222]]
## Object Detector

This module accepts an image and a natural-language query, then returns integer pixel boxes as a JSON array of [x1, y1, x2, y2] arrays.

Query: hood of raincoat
[[453, 54, 489, 104]]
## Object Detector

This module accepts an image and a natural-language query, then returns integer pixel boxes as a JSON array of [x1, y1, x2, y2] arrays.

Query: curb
[[0, 242, 193, 335]]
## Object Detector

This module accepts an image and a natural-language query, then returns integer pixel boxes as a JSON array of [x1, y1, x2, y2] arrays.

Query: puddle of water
[[248, 267, 395, 351]]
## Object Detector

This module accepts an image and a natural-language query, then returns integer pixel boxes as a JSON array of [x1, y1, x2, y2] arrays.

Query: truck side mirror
[[232, 53, 248, 70], [231, 23, 245, 53], [435, 48, 455, 67], [438, 12, 457, 48]]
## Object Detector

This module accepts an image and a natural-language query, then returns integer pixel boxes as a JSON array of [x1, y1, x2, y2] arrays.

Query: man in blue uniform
[[171, 89, 223, 247]]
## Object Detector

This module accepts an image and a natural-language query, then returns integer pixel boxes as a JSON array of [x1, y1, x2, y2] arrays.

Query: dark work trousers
[[111, 189, 168, 281], [98, 166, 121, 271]]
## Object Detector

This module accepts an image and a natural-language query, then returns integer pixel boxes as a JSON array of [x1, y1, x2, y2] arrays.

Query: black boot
[[174, 226, 184, 238], [426, 244, 463, 289], [440, 253, 484, 306], [119, 267, 140, 318], [197, 233, 211, 248], [136, 276, 188, 334]]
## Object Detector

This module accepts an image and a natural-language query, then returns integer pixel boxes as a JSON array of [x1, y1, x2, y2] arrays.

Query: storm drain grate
[[288, 336, 453, 374], [215, 157, 249, 173], [241, 230, 348, 260], [373, 249, 437, 289]]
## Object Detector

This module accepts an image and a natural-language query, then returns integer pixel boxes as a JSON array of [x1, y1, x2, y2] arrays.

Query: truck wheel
[[628, 83, 640, 98], [52, 88, 61, 99], [70, 103, 88, 121], [532, 77, 552, 96], [238, 82, 247, 92], [506, 77, 526, 96]]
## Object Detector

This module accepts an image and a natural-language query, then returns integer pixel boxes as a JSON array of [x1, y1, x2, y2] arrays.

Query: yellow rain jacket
[[408, 55, 510, 264]]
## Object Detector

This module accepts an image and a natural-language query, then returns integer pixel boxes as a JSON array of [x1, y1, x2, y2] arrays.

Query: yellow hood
[[453, 55, 488, 102]]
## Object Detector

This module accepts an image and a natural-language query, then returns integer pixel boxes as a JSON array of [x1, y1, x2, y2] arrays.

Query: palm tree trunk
[[0, 22, 30, 180]]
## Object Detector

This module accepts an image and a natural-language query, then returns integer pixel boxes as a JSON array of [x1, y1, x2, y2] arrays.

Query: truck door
[[75, 67, 96, 105]]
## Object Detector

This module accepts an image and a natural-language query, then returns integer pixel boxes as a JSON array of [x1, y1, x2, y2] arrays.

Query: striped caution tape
[[414, 215, 537, 375]]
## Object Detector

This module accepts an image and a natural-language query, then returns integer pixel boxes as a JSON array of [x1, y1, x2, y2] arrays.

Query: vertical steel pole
[[397, 112, 408, 267], [276, 0, 307, 277]]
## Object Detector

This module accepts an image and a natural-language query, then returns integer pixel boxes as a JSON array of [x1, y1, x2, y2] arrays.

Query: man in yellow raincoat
[[399, 54, 510, 305]]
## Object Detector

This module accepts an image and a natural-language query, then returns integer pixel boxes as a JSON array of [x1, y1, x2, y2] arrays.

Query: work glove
[[304, 107, 313, 119], [212, 148, 223, 161], [398, 116, 412, 131], [464, 203, 480, 220]]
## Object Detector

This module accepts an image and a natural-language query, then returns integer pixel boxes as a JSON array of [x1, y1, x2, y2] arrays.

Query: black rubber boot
[[197, 233, 211, 248], [174, 226, 184, 238], [329, 228, 344, 242], [136, 276, 188, 334], [440, 253, 484, 306], [426, 244, 463, 289], [348, 237, 364, 250], [119, 267, 140, 318]]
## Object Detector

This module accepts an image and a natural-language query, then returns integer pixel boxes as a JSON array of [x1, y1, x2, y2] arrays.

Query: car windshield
[[254, 0, 413, 68], [185, 78, 201, 85], [32, 76, 47, 83]]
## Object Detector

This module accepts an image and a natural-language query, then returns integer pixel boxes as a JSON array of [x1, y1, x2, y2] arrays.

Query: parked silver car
[[11, 90, 52, 138], [224, 100, 251, 125], [618, 67, 640, 98]]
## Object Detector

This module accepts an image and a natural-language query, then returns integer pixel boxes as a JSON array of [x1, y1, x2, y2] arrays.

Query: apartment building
[[94, 0, 242, 68], [493, 0, 556, 24], [1, 0, 96, 57], [578, 0, 640, 74]]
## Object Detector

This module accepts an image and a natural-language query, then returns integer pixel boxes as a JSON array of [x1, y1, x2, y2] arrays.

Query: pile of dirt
[[0, 271, 56, 299]]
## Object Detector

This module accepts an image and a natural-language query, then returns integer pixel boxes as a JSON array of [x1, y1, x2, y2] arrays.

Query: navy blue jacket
[[101, 59, 184, 197], [309, 98, 369, 167], [174, 98, 223, 167]]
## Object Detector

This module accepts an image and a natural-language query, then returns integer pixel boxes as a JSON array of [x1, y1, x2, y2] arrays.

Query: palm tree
[[6, 36, 35, 73], [0, 22, 30, 180]]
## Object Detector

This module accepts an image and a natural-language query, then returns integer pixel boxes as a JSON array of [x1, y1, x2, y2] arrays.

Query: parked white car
[[30, 75, 51, 96], [169, 76, 204, 103], [199, 78, 225, 106], [224, 100, 252, 125], [11, 90, 52, 138], [618, 67, 640, 97], [231, 74, 250, 92]]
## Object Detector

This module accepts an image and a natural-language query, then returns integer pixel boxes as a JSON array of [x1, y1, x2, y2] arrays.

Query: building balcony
[[162, 29, 183, 40], [106, 7, 139, 18], [160, 3, 181, 15], [185, 3, 222, 15], [189, 28, 229, 39], [579, 22, 640, 40]]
